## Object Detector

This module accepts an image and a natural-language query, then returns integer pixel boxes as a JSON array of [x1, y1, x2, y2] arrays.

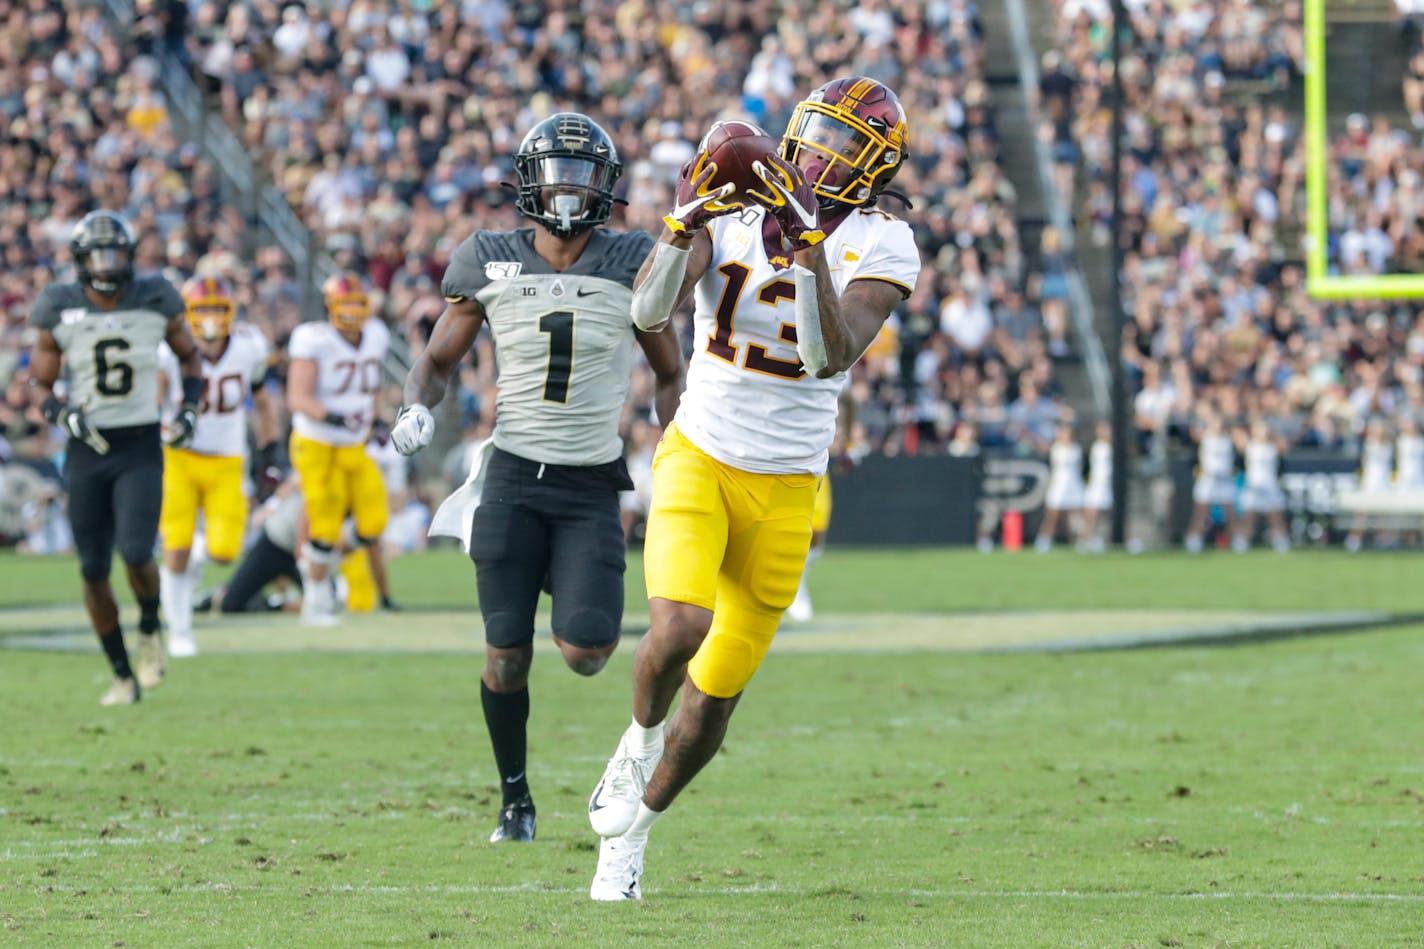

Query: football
[[698, 120, 781, 203]]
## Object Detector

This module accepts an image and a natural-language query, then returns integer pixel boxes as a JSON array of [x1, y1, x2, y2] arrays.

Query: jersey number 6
[[94, 337, 135, 397]]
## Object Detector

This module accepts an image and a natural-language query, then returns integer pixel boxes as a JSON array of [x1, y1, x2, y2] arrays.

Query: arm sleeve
[[440, 233, 493, 301], [847, 218, 921, 299]]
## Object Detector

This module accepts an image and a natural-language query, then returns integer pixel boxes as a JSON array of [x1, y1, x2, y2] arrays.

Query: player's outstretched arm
[[391, 296, 485, 456], [631, 156, 728, 331]]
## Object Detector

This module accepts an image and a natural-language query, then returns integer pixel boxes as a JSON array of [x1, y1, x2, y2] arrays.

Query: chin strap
[[632, 241, 689, 331], [792, 264, 828, 376]]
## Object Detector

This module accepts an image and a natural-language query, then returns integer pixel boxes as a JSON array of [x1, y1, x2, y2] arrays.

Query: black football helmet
[[71, 210, 137, 296], [513, 113, 622, 238]]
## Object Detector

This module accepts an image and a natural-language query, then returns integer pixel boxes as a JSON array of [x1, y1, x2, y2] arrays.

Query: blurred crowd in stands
[[11, 0, 1424, 551], [1046, 0, 1424, 468], [1, 0, 1085, 550]]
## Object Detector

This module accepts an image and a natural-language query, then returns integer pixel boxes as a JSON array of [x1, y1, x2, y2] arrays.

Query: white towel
[[427, 439, 495, 554]]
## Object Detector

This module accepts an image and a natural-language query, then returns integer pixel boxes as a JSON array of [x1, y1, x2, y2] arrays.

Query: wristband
[[40, 396, 65, 424], [181, 375, 204, 411]]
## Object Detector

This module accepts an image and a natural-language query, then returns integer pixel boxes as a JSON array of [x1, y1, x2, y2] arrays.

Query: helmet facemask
[[72, 210, 138, 297], [184, 277, 236, 343], [324, 275, 372, 332], [513, 114, 623, 239], [781, 79, 908, 212]]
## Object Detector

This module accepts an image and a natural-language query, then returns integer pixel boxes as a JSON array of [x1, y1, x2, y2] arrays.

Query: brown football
[[699, 120, 781, 201]]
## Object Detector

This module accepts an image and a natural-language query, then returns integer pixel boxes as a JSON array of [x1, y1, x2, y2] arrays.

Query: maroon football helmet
[[781, 77, 909, 210]]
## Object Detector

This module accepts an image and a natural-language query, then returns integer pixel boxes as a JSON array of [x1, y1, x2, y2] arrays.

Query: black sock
[[100, 627, 133, 679], [480, 681, 530, 804], [138, 597, 161, 635]]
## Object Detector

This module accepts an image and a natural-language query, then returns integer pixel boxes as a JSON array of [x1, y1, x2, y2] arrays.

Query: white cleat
[[590, 833, 646, 901], [169, 631, 198, 658], [300, 579, 339, 627], [135, 633, 166, 689], [99, 676, 140, 706], [588, 735, 662, 838], [785, 584, 813, 624]]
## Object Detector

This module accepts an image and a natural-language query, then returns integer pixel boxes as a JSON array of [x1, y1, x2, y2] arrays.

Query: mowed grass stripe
[[4, 553, 1424, 945]]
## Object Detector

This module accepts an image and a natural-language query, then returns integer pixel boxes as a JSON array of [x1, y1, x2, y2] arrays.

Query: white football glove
[[390, 403, 435, 456]]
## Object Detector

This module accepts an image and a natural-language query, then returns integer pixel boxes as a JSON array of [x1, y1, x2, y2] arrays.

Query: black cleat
[[489, 794, 536, 843]]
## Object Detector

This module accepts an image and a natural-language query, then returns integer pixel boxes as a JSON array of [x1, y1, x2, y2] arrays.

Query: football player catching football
[[586, 77, 922, 900]]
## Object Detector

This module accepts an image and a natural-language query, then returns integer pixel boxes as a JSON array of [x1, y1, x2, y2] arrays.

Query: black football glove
[[165, 406, 198, 449], [43, 397, 109, 455]]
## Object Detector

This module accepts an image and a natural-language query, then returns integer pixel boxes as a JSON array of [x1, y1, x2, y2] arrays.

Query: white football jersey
[[289, 319, 390, 446], [1198, 433, 1234, 479], [159, 323, 270, 457], [676, 205, 920, 474], [1086, 439, 1112, 490], [1397, 434, 1424, 487], [1243, 439, 1280, 489], [1361, 439, 1394, 491], [1048, 442, 1084, 488]]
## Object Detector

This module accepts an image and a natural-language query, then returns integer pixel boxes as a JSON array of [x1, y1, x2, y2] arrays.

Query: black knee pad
[[555, 607, 620, 651], [79, 554, 112, 584], [482, 612, 535, 651], [119, 545, 155, 571]]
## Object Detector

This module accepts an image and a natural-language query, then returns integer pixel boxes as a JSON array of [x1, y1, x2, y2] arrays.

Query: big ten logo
[[1280, 472, 1356, 514], [977, 457, 1050, 519]]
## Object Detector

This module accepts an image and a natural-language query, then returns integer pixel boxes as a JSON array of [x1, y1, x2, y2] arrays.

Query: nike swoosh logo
[[668, 183, 735, 222], [781, 191, 820, 231], [589, 780, 609, 810], [576, 288, 599, 297]]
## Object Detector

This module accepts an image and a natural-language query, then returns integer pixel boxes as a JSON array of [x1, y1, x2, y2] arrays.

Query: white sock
[[626, 717, 664, 754], [159, 566, 191, 639], [625, 802, 663, 840]]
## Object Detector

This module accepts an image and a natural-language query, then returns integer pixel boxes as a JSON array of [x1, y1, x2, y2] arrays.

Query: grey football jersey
[[442, 227, 653, 466], [30, 275, 183, 429]]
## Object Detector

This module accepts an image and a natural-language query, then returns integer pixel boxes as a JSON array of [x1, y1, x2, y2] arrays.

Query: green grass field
[[2, 548, 1423, 947]]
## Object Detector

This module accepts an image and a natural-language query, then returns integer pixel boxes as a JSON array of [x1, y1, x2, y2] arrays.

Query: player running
[[390, 113, 684, 844], [157, 276, 276, 656], [285, 273, 393, 626], [585, 77, 920, 900], [26, 210, 203, 704]]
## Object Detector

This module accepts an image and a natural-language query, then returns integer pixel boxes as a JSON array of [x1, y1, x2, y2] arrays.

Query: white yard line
[[1, 880, 1421, 902]]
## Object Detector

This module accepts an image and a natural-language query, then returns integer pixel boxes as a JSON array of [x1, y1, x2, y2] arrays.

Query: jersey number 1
[[539, 310, 574, 403]]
